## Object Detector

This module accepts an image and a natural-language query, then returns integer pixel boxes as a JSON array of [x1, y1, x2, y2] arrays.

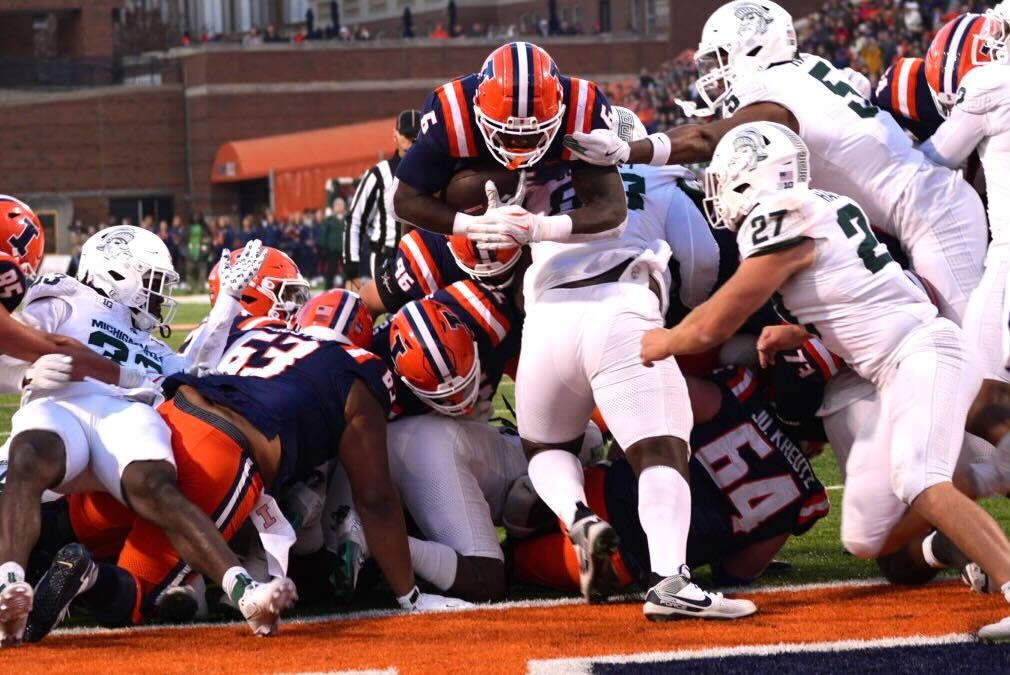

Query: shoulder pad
[[25, 274, 90, 303], [955, 65, 1006, 115], [737, 190, 820, 258]]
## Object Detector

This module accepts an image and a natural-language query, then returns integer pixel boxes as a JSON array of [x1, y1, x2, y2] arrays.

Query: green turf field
[[5, 300, 1007, 593]]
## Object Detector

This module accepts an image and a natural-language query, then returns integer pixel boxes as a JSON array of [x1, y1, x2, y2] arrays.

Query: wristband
[[452, 212, 479, 235], [647, 132, 672, 166], [397, 585, 421, 609], [536, 214, 574, 242], [118, 365, 147, 389]]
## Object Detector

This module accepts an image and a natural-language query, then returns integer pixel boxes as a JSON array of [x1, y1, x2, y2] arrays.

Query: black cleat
[[23, 544, 96, 643]]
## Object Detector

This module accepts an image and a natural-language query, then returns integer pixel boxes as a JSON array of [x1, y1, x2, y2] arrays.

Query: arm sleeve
[[345, 169, 379, 270], [921, 107, 987, 169], [665, 190, 720, 308], [176, 294, 243, 373]]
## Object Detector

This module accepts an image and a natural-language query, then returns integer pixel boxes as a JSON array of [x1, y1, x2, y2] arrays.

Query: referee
[[344, 109, 420, 283]]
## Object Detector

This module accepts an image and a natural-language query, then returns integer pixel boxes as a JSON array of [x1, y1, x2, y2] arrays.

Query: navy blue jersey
[[0, 254, 27, 312], [372, 279, 520, 418], [604, 367, 829, 582], [397, 72, 612, 195], [165, 316, 395, 491], [375, 228, 468, 314], [873, 58, 944, 143]]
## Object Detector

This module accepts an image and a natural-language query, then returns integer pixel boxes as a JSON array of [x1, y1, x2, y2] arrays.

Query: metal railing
[[0, 55, 171, 90]]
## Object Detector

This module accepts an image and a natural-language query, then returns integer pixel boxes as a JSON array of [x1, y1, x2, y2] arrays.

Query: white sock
[[638, 465, 690, 577], [527, 450, 587, 528], [222, 566, 255, 605], [1002, 580, 1010, 604], [0, 561, 24, 586], [921, 532, 946, 569], [408, 537, 458, 591]]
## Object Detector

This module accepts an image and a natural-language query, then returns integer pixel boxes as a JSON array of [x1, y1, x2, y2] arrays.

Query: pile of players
[[2, 0, 1010, 646]]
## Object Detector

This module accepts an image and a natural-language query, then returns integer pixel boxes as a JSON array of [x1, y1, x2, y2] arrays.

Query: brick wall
[[0, 0, 118, 58]]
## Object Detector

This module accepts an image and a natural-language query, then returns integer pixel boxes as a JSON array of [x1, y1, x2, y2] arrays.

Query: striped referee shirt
[[344, 153, 403, 271]]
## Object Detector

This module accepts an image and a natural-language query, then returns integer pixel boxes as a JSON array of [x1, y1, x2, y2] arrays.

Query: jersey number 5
[[695, 423, 802, 534], [808, 62, 879, 119]]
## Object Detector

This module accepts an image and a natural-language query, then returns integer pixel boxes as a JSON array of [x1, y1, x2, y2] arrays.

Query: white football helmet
[[77, 225, 179, 332], [611, 106, 648, 144], [695, 1, 797, 113], [983, 2, 1010, 64], [703, 121, 809, 230]]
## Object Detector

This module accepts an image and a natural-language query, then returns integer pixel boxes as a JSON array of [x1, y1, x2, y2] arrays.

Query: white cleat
[[644, 566, 757, 621], [978, 615, 1010, 642], [0, 581, 33, 647], [238, 577, 298, 637]]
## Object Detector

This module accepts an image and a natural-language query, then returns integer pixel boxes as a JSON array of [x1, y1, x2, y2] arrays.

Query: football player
[[641, 121, 1010, 640], [391, 41, 627, 249], [509, 366, 828, 593], [565, 0, 986, 324], [0, 230, 295, 645], [872, 56, 946, 143]]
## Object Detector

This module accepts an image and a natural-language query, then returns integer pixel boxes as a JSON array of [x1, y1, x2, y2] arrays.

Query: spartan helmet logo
[[95, 227, 136, 259], [730, 128, 769, 175], [734, 1, 773, 38]]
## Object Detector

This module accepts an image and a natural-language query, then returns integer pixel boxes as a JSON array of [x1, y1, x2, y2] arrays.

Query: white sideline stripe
[[826, 484, 843, 491], [527, 633, 978, 674], [51, 578, 894, 639], [281, 670, 398, 675]]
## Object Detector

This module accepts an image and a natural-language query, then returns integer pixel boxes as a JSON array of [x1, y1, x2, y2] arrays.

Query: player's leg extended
[[516, 287, 615, 602], [0, 401, 89, 647]]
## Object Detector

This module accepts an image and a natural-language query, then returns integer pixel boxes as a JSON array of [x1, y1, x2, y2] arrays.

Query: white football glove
[[397, 586, 473, 612], [219, 239, 267, 300], [485, 170, 527, 210], [562, 128, 630, 166], [466, 179, 545, 250], [23, 354, 73, 391]]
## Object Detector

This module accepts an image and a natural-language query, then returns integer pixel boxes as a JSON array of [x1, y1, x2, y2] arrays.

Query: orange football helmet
[[925, 13, 992, 116], [447, 235, 521, 288], [0, 195, 44, 279], [293, 289, 373, 349], [388, 298, 480, 416], [209, 246, 309, 320], [474, 41, 565, 169]]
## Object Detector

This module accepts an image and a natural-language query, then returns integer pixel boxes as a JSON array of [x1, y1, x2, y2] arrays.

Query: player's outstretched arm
[[0, 309, 121, 384], [641, 239, 814, 365], [340, 379, 417, 598], [565, 102, 798, 167]]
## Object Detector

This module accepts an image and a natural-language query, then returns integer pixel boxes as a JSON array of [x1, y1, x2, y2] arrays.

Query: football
[[443, 160, 522, 215]]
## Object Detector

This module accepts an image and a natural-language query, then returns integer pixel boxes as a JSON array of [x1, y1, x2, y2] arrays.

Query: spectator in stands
[[186, 212, 212, 292], [264, 23, 285, 43], [260, 210, 282, 247], [243, 25, 264, 47], [320, 198, 346, 289], [169, 215, 187, 278], [430, 22, 449, 39], [239, 214, 262, 247], [141, 214, 155, 232]]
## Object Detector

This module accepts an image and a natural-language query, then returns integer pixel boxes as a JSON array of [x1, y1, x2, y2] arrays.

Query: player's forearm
[[0, 315, 117, 384], [356, 492, 416, 597], [628, 125, 716, 166], [391, 184, 457, 235]]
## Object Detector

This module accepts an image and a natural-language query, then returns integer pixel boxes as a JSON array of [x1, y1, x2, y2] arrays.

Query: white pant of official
[[824, 320, 983, 558], [893, 162, 987, 323], [516, 280, 692, 449], [8, 394, 173, 503]]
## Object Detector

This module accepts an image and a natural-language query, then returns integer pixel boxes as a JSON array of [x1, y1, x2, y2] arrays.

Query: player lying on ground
[[639, 120, 1010, 640]]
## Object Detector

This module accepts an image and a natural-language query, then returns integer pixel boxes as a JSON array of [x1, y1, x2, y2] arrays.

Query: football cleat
[[331, 508, 368, 599], [568, 505, 621, 604], [23, 544, 96, 643], [978, 615, 1010, 642], [0, 580, 32, 647], [644, 566, 758, 621], [238, 577, 298, 637], [961, 562, 997, 594], [155, 577, 208, 624]]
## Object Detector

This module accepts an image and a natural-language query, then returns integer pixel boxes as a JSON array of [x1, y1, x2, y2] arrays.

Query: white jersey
[[522, 165, 717, 311], [12, 273, 186, 401], [731, 54, 927, 237], [737, 189, 937, 381], [923, 63, 1010, 244]]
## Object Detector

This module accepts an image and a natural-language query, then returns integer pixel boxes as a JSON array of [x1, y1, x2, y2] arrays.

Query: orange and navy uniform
[[512, 367, 829, 591], [872, 57, 945, 142], [0, 252, 27, 312], [396, 64, 612, 194], [375, 228, 468, 314], [372, 279, 520, 418]]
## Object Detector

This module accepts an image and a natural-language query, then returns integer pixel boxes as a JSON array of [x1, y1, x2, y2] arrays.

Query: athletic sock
[[222, 566, 256, 606], [407, 537, 458, 591], [922, 531, 970, 570], [0, 561, 24, 586], [527, 450, 587, 529], [638, 465, 690, 578], [1003, 580, 1010, 605]]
